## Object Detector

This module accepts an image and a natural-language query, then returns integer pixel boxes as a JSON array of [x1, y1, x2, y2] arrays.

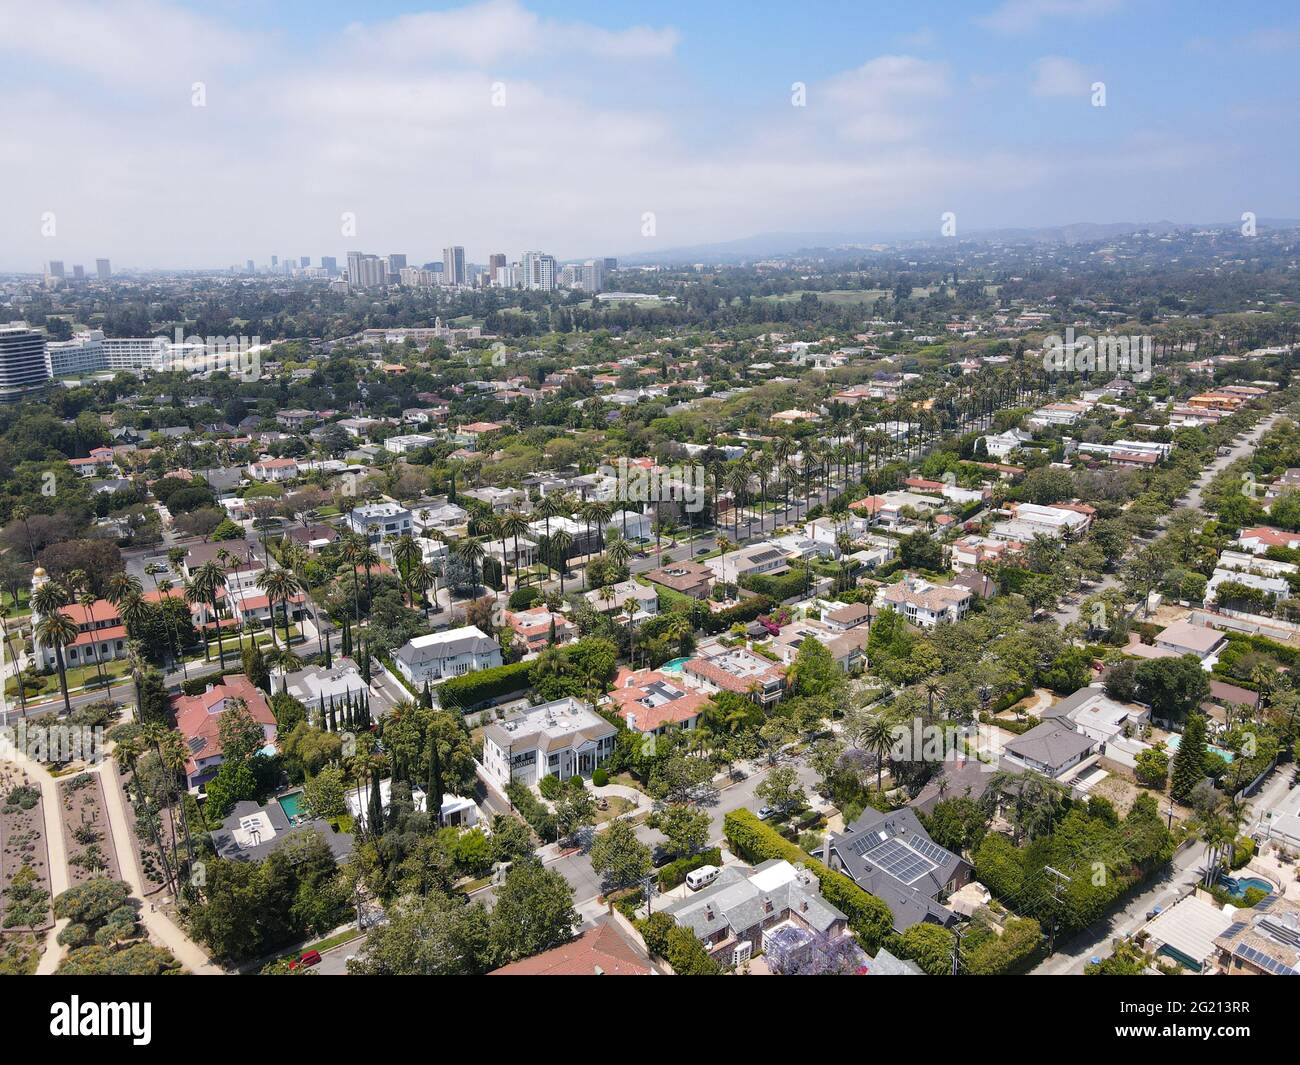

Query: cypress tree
[[427, 724, 444, 829], [369, 766, 384, 837]]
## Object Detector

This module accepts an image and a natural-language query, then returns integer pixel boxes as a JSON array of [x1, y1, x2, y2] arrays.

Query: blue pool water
[[277, 791, 305, 821], [661, 657, 691, 674], [1221, 875, 1273, 900], [1166, 733, 1235, 763]]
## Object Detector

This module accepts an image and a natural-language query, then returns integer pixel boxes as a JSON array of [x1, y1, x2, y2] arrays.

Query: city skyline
[[4, 0, 1300, 270]]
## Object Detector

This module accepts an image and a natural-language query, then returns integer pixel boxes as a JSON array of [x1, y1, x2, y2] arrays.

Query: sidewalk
[[97, 757, 225, 974]]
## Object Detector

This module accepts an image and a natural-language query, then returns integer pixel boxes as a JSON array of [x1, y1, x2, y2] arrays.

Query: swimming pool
[[1220, 875, 1273, 900], [661, 657, 692, 674], [1165, 733, 1235, 763], [277, 791, 305, 821]]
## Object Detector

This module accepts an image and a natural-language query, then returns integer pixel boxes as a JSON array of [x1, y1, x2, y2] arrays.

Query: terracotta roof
[[488, 921, 653, 976], [171, 675, 276, 776]]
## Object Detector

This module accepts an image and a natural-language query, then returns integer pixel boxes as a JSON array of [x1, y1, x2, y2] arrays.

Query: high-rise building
[[0, 324, 52, 402], [246, 259, 255, 273], [520, 251, 557, 291], [602, 257, 618, 273], [72, 264, 85, 280], [271, 255, 278, 268], [321, 256, 337, 275], [95, 258, 111, 280], [580, 259, 606, 293], [300, 256, 311, 268], [45, 261, 65, 279], [488, 253, 507, 275], [442, 245, 466, 286]]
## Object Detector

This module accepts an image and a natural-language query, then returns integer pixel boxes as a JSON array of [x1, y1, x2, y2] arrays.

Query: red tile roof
[[488, 921, 653, 976]]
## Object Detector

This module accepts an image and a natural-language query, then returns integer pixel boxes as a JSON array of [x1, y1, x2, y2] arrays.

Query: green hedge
[[962, 916, 1044, 975], [724, 810, 894, 951], [436, 659, 533, 710], [505, 781, 555, 843], [658, 848, 723, 891], [701, 595, 773, 635], [740, 568, 812, 603]]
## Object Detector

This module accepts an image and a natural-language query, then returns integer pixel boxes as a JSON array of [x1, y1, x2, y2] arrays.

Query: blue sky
[[2, 0, 1298, 268]]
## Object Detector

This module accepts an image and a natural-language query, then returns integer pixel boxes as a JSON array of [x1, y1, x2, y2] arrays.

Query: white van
[[685, 865, 720, 891]]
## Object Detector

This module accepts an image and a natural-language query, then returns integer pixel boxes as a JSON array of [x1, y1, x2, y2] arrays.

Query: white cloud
[[0, 0, 255, 88], [1031, 56, 1094, 97], [980, 0, 1123, 35], [340, 0, 678, 66], [819, 56, 950, 141]]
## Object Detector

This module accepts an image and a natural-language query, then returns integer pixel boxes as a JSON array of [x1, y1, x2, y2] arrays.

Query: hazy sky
[[3, 0, 1298, 270]]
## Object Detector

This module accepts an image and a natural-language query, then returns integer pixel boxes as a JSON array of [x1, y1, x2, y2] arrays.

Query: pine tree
[[421, 679, 432, 709], [1171, 712, 1208, 802]]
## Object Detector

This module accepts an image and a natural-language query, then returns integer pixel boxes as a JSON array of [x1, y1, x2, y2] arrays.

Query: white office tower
[[96, 259, 111, 280], [495, 264, 518, 287], [520, 251, 557, 291], [442, 245, 466, 286], [0, 324, 51, 401]]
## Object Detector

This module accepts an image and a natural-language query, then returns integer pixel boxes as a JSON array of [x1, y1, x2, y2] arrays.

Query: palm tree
[[0, 606, 28, 718], [715, 536, 733, 588], [34, 607, 79, 716], [411, 559, 439, 616], [76, 587, 110, 698], [338, 533, 366, 623], [191, 560, 229, 668], [502, 510, 531, 590], [605, 532, 632, 574], [859, 712, 896, 793], [113, 729, 177, 897], [255, 567, 303, 648], [452, 536, 486, 600], [392, 534, 421, 606], [266, 645, 302, 694], [550, 529, 574, 593]]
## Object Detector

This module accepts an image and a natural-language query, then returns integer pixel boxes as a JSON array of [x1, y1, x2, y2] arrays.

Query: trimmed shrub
[[505, 781, 556, 842], [591, 768, 609, 787], [657, 847, 722, 891], [436, 660, 533, 710]]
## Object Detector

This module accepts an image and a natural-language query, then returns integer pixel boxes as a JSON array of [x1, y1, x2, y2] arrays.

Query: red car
[[290, 950, 322, 970]]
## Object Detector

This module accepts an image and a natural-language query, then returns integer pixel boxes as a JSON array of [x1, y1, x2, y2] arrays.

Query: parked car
[[290, 949, 322, 970], [757, 805, 775, 820], [686, 865, 721, 891]]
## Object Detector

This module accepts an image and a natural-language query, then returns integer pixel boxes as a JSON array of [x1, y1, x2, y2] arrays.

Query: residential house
[[879, 575, 972, 628], [392, 625, 502, 686], [605, 666, 708, 737], [480, 697, 617, 786], [684, 642, 786, 706], [504, 606, 575, 654], [659, 859, 850, 968], [489, 919, 656, 976], [345, 502, 413, 542], [646, 560, 714, 599], [172, 674, 277, 789], [827, 808, 971, 931]]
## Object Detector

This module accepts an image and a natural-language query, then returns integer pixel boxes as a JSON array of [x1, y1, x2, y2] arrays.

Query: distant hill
[[616, 219, 1300, 266]]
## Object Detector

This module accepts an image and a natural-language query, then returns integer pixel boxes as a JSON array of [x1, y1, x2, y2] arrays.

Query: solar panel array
[[909, 836, 954, 866], [863, 838, 938, 885], [1234, 943, 1300, 976]]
